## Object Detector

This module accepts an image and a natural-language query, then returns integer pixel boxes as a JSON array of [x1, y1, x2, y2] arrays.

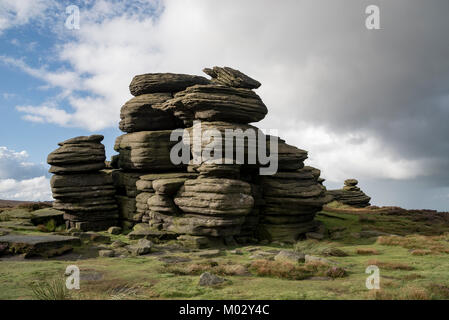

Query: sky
[[0, 0, 448, 210]]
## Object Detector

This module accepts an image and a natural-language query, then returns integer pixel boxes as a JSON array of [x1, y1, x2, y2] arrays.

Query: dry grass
[[367, 259, 414, 271], [377, 234, 449, 254], [162, 261, 249, 276], [326, 266, 347, 278], [368, 289, 394, 300], [248, 260, 346, 280], [428, 283, 449, 299], [369, 287, 430, 300], [401, 273, 425, 281], [410, 249, 432, 256], [107, 284, 142, 300], [356, 248, 379, 255], [399, 286, 430, 300]]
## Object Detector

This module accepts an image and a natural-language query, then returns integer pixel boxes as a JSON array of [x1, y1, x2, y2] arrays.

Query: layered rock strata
[[47, 135, 118, 230], [327, 179, 371, 208], [48, 67, 331, 242]]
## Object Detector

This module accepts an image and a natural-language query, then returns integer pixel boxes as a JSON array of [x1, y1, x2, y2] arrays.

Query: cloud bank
[[1, 0, 448, 209], [0, 146, 51, 201]]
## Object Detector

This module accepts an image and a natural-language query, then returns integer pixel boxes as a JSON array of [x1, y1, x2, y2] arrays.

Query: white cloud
[[0, 147, 50, 201], [16, 104, 72, 127], [0, 55, 83, 92], [0, 0, 57, 34], [0, 176, 52, 201], [0, 146, 48, 180]]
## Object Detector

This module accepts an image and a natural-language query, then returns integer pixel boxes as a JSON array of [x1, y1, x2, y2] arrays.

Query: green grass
[[2, 208, 449, 300]]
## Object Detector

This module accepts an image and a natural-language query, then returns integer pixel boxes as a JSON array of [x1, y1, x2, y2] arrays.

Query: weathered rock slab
[[0, 234, 80, 257], [129, 73, 210, 96]]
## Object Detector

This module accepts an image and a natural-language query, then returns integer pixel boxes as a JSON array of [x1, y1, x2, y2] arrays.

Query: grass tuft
[[366, 259, 414, 271], [29, 278, 71, 300]]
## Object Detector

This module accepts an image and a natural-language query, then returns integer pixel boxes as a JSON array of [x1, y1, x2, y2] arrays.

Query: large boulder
[[129, 73, 210, 96], [159, 85, 268, 125], [149, 211, 245, 237], [47, 135, 106, 174], [174, 178, 254, 216], [0, 234, 80, 258], [119, 93, 183, 133], [114, 131, 185, 171], [203, 66, 261, 89]]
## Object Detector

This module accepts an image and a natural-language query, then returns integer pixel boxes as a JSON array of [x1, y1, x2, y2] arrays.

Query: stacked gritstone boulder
[[114, 66, 330, 244], [155, 68, 267, 242], [327, 179, 371, 208], [112, 73, 210, 228], [47, 135, 118, 231]]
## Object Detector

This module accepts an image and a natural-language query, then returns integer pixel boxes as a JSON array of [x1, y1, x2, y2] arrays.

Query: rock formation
[[47, 66, 330, 243], [327, 179, 371, 207], [47, 135, 118, 230]]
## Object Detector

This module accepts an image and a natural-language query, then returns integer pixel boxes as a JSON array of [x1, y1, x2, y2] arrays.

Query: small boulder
[[321, 247, 348, 257], [128, 239, 153, 255], [274, 250, 305, 264], [107, 226, 122, 235], [99, 249, 115, 257], [306, 232, 324, 240], [84, 232, 111, 243], [112, 247, 130, 258], [198, 272, 225, 286], [111, 240, 127, 248], [177, 235, 213, 249]]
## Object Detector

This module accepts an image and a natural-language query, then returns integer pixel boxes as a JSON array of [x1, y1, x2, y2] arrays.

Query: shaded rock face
[[259, 167, 332, 243], [47, 135, 118, 231], [327, 179, 371, 208], [48, 66, 329, 241], [119, 93, 183, 133]]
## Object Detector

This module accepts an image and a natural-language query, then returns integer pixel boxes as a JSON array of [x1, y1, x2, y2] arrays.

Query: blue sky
[[0, 0, 448, 210]]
